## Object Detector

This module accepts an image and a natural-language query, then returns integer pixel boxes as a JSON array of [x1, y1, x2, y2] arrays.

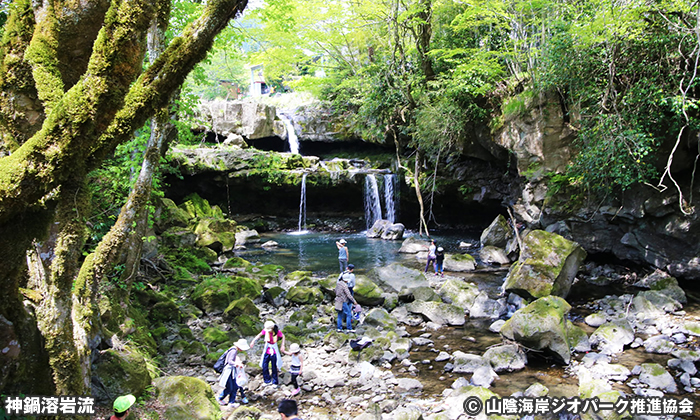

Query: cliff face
[[494, 94, 700, 280]]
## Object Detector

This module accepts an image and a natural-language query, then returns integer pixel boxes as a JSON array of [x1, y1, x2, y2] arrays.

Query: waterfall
[[383, 173, 398, 223], [278, 113, 299, 154], [364, 174, 382, 230], [297, 173, 307, 233]]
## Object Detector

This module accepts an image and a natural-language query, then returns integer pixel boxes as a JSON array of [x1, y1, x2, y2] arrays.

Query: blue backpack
[[213, 348, 232, 373]]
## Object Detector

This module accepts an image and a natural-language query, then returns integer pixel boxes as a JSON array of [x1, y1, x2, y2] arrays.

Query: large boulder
[[368, 263, 427, 293], [191, 276, 262, 315], [382, 223, 405, 240], [353, 276, 385, 306], [500, 296, 573, 364], [235, 229, 260, 247], [502, 230, 587, 299], [286, 286, 324, 305], [443, 253, 477, 272], [366, 219, 392, 238], [480, 215, 513, 248], [154, 376, 221, 420], [468, 292, 507, 319], [633, 270, 687, 304], [200, 100, 281, 140], [92, 349, 152, 404], [405, 301, 465, 326], [363, 308, 397, 330], [438, 278, 480, 311], [155, 198, 191, 233], [398, 237, 429, 253], [223, 297, 260, 320], [479, 246, 511, 265], [638, 363, 678, 393]]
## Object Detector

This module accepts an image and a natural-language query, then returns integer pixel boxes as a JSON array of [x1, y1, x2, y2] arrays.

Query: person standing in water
[[336, 238, 349, 272], [425, 239, 437, 273]]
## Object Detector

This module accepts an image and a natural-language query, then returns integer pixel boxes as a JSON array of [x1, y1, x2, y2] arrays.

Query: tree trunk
[[414, 148, 429, 236]]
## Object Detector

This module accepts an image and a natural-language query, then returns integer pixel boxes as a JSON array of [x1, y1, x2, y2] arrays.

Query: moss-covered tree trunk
[[0, 0, 249, 395]]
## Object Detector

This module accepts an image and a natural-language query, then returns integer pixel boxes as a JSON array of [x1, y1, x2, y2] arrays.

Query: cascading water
[[278, 113, 300, 154], [293, 173, 308, 234], [383, 173, 398, 223], [364, 174, 382, 230]]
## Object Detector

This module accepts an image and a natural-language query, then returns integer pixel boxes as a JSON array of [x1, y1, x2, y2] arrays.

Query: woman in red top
[[250, 320, 286, 386]]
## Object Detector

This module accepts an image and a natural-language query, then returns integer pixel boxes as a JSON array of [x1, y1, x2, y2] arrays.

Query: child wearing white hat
[[283, 343, 304, 396]]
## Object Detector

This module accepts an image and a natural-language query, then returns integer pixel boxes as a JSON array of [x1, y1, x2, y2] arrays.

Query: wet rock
[[500, 296, 573, 364], [451, 351, 489, 374], [471, 365, 499, 387], [154, 376, 221, 420], [286, 286, 324, 305], [633, 269, 687, 303], [503, 230, 587, 300], [524, 382, 549, 397], [667, 358, 697, 375], [479, 246, 511, 265], [643, 335, 676, 354], [411, 337, 434, 346], [369, 263, 427, 293], [638, 363, 678, 393], [235, 229, 260, 247], [584, 312, 607, 327], [589, 319, 635, 355], [435, 351, 451, 362], [683, 321, 700, 336], [566, 320, 591, 353], [482, 344, 527, 372], [480, 215, 514, 248], [443, 253, 477, 272], [405, 301, 465, 326], [437, 278, 480, 311], [367, 219, 393, 238], [488, 319, 506, 333], [468, 292, 507, 319], [411, 286, 441, 302], [364, 307, 398, 330], [390, 306, 423, 326], [398, 237, 428, 253], [396, 377, 423, 393], [637, 290, 682, 313]]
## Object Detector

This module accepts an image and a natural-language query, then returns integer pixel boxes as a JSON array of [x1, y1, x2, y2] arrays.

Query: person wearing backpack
[[218, 339, 250, 407]]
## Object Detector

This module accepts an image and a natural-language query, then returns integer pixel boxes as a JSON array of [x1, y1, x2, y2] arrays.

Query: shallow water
[[232, 230, 479, 276]]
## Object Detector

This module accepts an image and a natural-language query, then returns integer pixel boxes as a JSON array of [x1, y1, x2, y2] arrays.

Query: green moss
[[452, 253, 476, 263], [223, 256, 251, 269], [183, 341, 207, 357], [202, 327, 229, 345], [179, 193, 214, 219], [151, 326, 168, 341], [223, 297, 260, 320], [191, 275, 262, 314], [289, 307, 314, 324], [179, 327, 194, 340], [93, 349, 152, 402], [287, 270, 312, 282], [149, 300, 181, 324], [246, 264, 284, 281], [163, 247, 212, 275], [232, 314, 262, 336], [286, 286, 324, 305]]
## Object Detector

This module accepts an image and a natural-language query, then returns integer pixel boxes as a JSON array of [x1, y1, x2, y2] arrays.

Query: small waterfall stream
[[383, 173, 397, 223], [364, 174, 382, 230], [295, 173, 308, 234], [278, 113, 300, 154]]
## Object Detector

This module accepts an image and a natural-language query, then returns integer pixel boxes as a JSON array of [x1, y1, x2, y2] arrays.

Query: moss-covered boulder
[[482, 344, 527, 372], [161, 227, 197, 249], [503, 230, 587, 300], [262, 286, 287, 307], [352, 276, 385, 306], [179, 193, 215, 219], [184, 341, 207, 358], [287, 271, 313, 282], [566, 320, 591, 353], [411, 286, 441, 302], [154, 376, 221, 420], [223, 297, 260, 320], [92, 349, 152, 404], [443, 253, 477, 272], [227, 406, 263, 420], [245, 264, 284, 284], [286, 286, 324, 305], [232, 314, 262, 336], [156, 198, 191, 233], [500, 296, 572, 364], [289, 306, 315, 325], [223, 256, 251, 269], [480, 214, 513, 248], [191, 275, 262, 315], [196, 230, 236, 254], [438, 278, 480, 311], [149, 300, 182, 324], [633, 269, 687, 303], [405, 301, 465, 326], [202, 327, 229, 346], [363, 308, 397, 330]]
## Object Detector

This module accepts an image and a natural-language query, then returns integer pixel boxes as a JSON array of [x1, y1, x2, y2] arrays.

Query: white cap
[[264, 320, 275, 331], [289, 343, 301, 353], [339, 239, 347, 244], [437, 247, 444, 252]]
